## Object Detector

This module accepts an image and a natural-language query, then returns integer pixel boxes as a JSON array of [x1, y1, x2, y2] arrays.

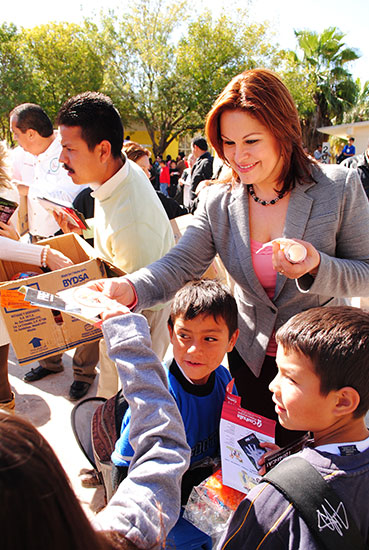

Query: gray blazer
[[130, 164, 369, 377]]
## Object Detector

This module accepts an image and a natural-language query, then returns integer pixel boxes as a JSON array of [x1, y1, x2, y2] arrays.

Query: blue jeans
[[160, 183, 169, 197]]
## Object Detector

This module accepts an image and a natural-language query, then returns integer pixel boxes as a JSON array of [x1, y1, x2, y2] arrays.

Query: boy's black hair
[[10, 103, 53, 138], [191, 136, 208, 152], [276, 306, 369, 418], [57, 92, 123, 159], [168, 279, 238, 338]]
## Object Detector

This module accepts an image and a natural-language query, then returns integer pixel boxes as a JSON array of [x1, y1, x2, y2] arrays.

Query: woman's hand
[[45, 248, 74, 270], [272, 238, 321, 279], [86, 277, 136, 308], [0, 220, 20, 241]]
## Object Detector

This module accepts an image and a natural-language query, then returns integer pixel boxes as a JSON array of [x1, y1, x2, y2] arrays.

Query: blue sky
[[2, 0, 368, 83]]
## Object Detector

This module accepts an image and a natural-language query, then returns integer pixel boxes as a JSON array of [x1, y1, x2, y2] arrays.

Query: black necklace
[[248, 184, 285, 206]]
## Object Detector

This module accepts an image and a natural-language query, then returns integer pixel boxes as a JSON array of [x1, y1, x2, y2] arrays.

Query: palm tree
[[343, 79, 369, 123], [293, 27, 360, 150]]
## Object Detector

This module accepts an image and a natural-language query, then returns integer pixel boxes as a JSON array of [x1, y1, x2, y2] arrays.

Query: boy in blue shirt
[[222, 306, 369, 549], [342, 137, 356, 159], [111, 279, 239, 499], [103, 279, 238, 548]]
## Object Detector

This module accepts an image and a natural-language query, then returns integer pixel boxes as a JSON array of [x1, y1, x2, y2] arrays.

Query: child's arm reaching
[[94, 312, 191, 549]]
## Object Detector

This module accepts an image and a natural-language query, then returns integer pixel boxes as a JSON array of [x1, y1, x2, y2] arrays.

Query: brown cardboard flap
[[38, 233, 96, 264]]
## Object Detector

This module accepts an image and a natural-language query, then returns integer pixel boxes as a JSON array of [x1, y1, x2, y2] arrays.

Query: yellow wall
[[125, 127, 179, 159]]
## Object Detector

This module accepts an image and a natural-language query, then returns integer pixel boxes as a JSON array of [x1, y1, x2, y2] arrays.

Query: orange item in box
[[204, 469, 245, 510]]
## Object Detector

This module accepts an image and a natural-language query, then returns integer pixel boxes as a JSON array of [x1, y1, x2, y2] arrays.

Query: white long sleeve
[[0, 236, 42, 265]]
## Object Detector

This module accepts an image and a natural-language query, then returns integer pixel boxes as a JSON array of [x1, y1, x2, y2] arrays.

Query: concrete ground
[[8, 344, 105, 520]]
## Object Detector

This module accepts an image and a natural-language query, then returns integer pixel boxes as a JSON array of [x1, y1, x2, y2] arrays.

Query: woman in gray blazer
[[88, 69, 369, 446]]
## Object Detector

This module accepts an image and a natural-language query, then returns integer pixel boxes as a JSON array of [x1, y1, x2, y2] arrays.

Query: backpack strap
[[264, 456, 368, 550]]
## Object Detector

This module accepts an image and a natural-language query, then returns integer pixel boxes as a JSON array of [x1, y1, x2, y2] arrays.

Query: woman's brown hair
[[122, 141, 150, 163], [205, 68, 315, 193]]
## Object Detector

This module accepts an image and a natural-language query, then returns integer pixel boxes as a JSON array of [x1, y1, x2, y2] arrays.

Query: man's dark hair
[[191, 137, 208, 152], [57, 92, 123, 158], [276, 306, 369, 418], [178, 151, 185, 159], [168, 279, 238, 338], [10, 103, 53, 138], [349, 137, 355, 142]]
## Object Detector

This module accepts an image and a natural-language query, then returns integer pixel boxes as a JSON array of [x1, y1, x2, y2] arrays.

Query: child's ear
[[333, 386, 361, 417], [227, 328, 240, 352], [167, 323, 173, 342]]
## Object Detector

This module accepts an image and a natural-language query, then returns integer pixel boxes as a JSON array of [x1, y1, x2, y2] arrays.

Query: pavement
[[8, 344, 105, 519]]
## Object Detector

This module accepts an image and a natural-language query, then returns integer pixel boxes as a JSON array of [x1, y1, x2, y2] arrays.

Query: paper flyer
[[18, 285, 111, 324], [37, 196, 89, 230], [220, 380, 276, 494]]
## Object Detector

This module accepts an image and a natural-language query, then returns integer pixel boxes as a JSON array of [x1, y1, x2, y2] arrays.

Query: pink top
[[250, 238, 277, 356]]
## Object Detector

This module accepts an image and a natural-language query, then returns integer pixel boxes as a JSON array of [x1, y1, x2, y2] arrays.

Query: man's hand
[[53, 212, 83, 235], [12, 180, 29, 197]]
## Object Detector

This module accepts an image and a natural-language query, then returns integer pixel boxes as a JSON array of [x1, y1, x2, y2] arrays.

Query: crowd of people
[[1, 67, 369, 549]]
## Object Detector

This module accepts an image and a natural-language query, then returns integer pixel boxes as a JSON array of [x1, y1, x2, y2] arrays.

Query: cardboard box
[[170, 214, 232, 288], [0, 233, 124, 365]]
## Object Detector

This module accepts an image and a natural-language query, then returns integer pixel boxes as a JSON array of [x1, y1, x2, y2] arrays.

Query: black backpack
[[264, 456, 368, 550]]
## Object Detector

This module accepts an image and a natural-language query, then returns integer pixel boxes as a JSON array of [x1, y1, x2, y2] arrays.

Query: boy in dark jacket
[[222, 306, 369, 549]]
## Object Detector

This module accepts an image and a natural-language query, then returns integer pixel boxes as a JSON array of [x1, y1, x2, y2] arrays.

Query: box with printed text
[[0, 233, 124, 365]]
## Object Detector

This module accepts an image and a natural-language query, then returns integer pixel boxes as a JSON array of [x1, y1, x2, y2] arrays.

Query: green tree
[[343, 78, 369, 122], [0, 23, 36, 141], [93, 0, 275, 156], [19, 22, 104, 123], [283, 27, 360, 150], [175, 11, 275, 137]]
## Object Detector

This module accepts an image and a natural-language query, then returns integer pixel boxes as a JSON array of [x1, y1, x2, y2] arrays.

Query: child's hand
[[257, 442, 281, 476], [94, 302, 131, 328], [100, 303, 131, 322]]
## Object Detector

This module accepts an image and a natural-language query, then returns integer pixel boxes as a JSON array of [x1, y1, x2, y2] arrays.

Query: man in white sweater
[[56, 92, 174, 398]]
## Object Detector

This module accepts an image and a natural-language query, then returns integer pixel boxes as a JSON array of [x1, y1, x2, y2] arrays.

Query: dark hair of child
[[0, 412, 137, 550], [276, 306, 369, 418], [168, 279, 238, 338]]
